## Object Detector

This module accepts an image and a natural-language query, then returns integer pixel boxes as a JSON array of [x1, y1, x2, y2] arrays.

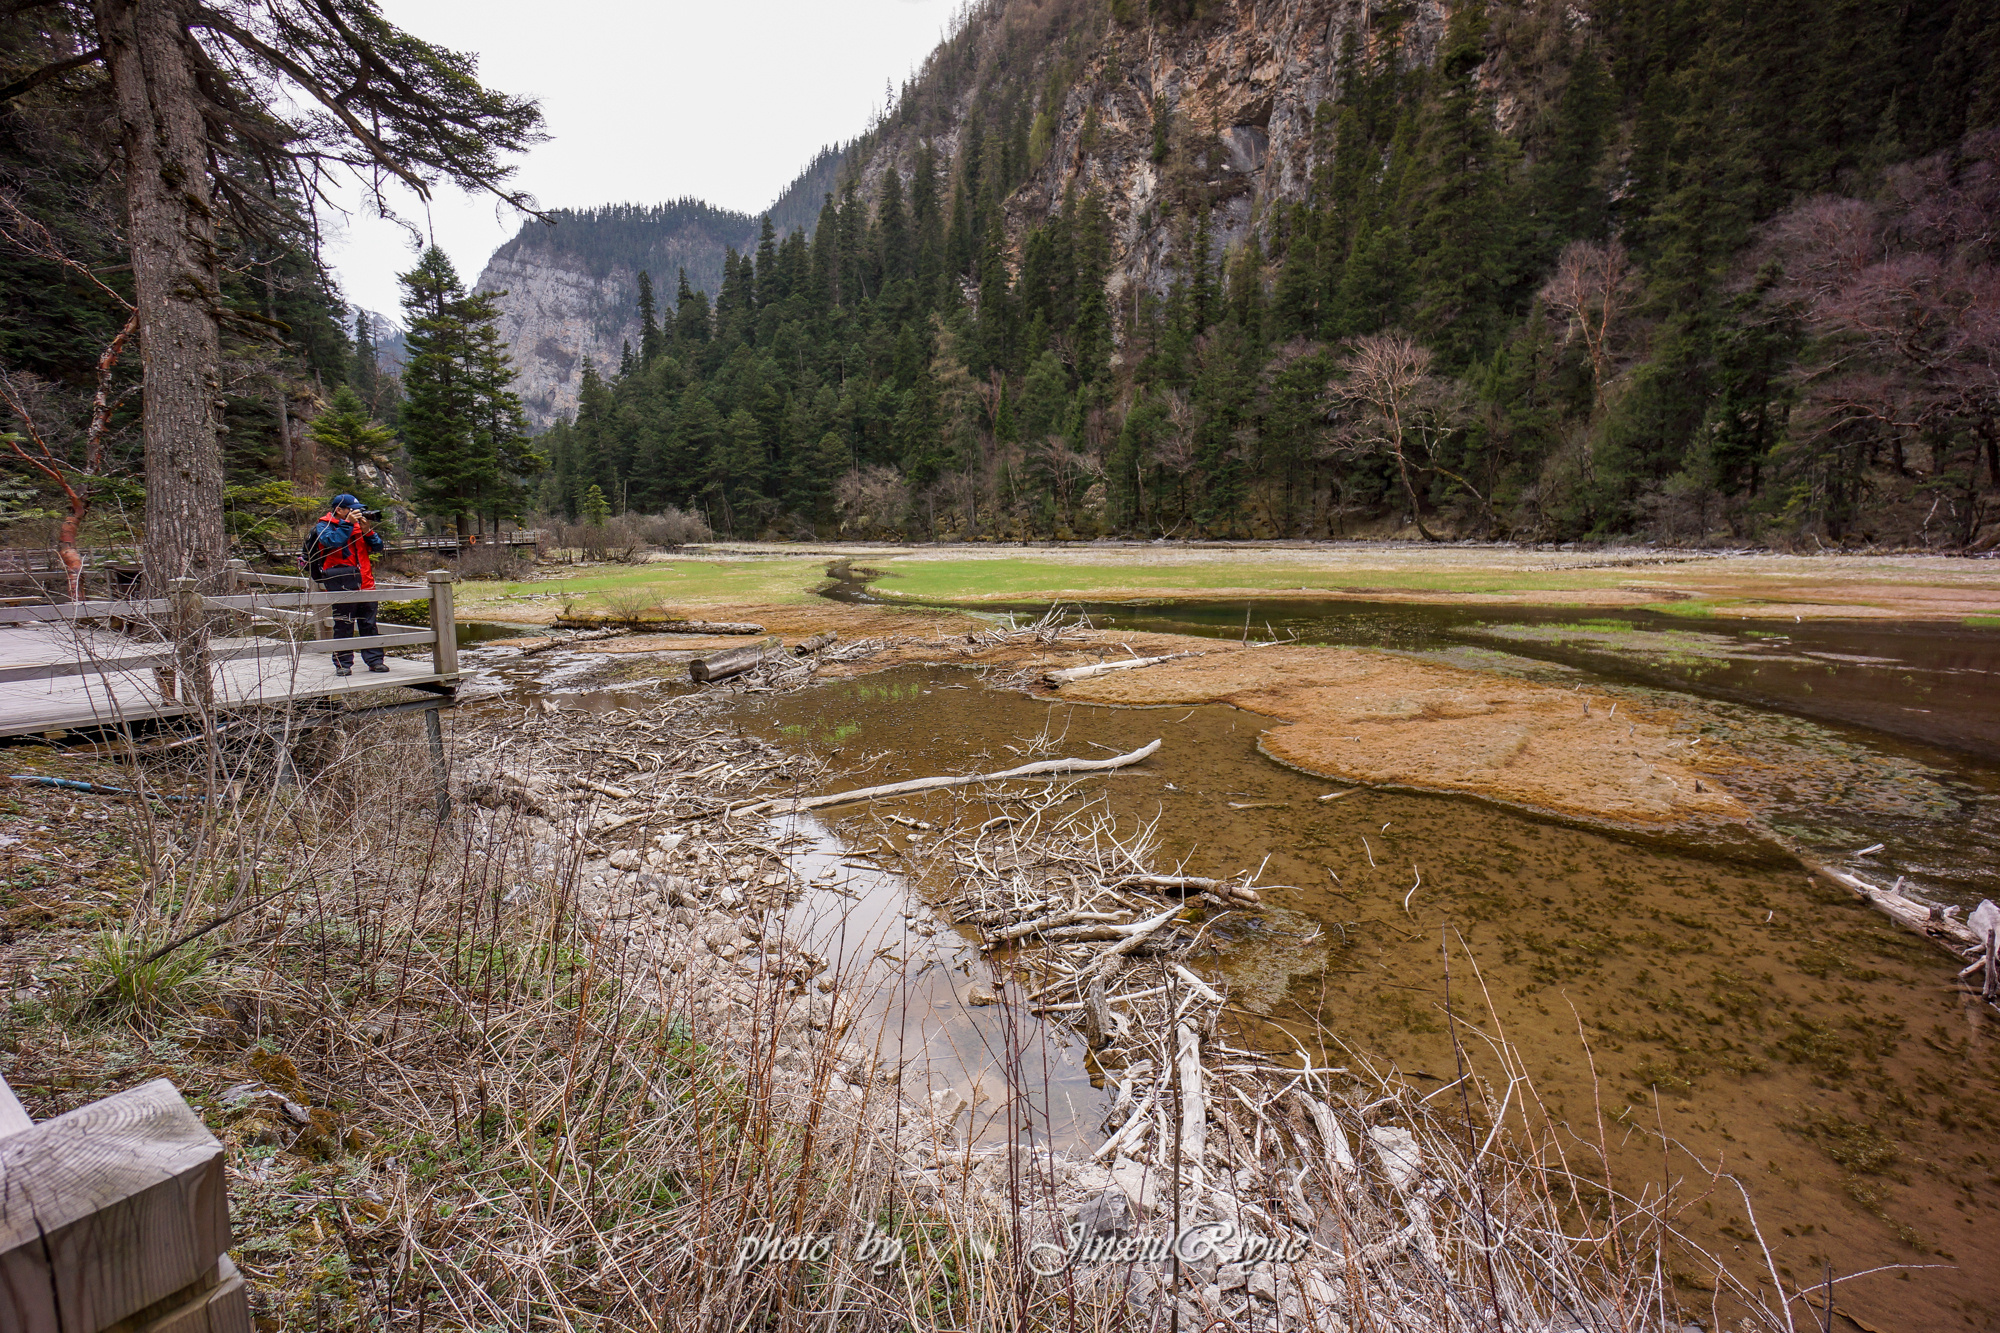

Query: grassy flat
[[447, 543, 2000, 623]]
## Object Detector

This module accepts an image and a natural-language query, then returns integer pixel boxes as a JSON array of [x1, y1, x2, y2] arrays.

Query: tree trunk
[[1394, 449, 1440, 542], [97, 0, 226, 595]]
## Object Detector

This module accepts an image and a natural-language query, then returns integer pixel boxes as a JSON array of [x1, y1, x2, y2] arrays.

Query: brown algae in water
[[735, 666, 2000, 1333]]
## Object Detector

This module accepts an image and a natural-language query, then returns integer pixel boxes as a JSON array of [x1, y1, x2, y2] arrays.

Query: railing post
[[224, 558, 246, 635], [168, 576, 211, 706], [427, 568, 458, 680]]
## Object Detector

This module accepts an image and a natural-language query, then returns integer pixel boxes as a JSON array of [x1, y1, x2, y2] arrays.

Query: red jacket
[[313, 512, 382, 588]]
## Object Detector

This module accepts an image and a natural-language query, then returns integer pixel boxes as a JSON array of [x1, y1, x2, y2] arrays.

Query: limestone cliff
[[482, 1, 1453, 428], [889, 0, 1449, 299], [474, 241, 641, 431]]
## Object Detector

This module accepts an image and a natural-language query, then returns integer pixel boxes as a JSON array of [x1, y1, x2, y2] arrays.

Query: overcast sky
[[324, 0, 957, 320]]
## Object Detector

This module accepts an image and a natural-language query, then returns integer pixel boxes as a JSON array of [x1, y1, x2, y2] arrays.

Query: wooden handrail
[[0, 629, 440, 685], [0, 585, 429, 623]]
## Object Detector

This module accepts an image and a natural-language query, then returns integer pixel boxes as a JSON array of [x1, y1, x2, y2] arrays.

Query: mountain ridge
[[476, 149, 850, 427]]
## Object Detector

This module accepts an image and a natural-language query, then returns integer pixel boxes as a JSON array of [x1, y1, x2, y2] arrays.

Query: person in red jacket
[[310, 494, 387, 675]]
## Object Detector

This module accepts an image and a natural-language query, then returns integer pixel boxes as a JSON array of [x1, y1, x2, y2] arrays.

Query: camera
[[358, 507, 384, 521]]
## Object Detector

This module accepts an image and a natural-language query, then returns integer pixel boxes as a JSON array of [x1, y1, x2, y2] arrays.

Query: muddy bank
[[494, 601, 981, 651]]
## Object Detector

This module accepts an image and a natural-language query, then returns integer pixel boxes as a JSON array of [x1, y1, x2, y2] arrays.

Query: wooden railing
[[0, 1075, 250, 1331], [0, 564, 459, 698], [388, 530, 541, 552]]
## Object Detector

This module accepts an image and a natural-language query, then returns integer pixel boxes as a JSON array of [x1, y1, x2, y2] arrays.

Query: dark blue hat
[[332, 493, 362, 510]]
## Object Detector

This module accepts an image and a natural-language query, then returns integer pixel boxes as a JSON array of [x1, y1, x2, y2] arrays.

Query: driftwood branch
[[1115, 874, 1262, 908], [774, 740, 1162, 813], [1046, 652, 1202, 686], [1806, 860, 1979, 951]]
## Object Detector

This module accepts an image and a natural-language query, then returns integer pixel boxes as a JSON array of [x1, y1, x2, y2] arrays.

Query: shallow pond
[[727, 664, 2000, 1333], [459, 600, 2000, 1331]]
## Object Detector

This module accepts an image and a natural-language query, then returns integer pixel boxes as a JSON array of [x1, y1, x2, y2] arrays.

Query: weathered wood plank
[[0, 631, 437, 685], [0, 1078, 29, 1140], [0, 651, 458, 739], [0, 1079, 230, 1333], [127, 1256, 250, 1333]]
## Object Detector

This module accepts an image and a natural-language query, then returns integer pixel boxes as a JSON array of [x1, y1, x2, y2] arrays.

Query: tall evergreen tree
[[637, 271, 663, 366], [399, 247, 536, 537]]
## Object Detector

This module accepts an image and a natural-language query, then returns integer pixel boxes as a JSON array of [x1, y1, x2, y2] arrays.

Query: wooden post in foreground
[[0, 1077, 250, 1332], [425, 703, 452, 822], [427, 569, 458, 680]]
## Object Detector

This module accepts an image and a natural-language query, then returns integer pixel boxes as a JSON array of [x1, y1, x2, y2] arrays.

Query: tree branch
[[0, 47, 103, 104]]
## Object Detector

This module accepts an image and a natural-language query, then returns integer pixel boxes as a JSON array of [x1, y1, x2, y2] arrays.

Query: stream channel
[[460, 597, 2000, 1333]]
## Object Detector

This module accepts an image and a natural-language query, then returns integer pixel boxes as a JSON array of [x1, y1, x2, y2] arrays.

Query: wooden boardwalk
[[0, 566, 460, 740]]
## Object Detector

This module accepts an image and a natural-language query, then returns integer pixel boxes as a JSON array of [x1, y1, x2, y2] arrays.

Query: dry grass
[[0, 611, 1810, 1332]]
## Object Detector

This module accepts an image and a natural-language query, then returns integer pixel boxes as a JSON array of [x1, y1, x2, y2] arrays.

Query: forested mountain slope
[[531, 0, 1999, 546]]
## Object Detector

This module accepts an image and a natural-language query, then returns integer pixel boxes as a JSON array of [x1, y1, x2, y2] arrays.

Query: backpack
[[300, 527, 335, 582]]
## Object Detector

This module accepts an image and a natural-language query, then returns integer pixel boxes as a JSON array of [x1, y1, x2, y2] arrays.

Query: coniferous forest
[[535, 0, 2000, 548], [4, 0, 1998, 552]]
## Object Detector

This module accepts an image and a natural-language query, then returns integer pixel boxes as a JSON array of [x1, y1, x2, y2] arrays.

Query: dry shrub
[[455, 541, 531, 580]]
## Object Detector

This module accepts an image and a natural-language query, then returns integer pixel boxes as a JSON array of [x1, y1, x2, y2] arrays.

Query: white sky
[[322, 0, 958, 320]]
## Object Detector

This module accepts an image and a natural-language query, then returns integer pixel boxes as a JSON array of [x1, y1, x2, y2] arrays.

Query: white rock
[[1110, 1155, 1161, 1215], [1369, 1124, 1423, 1191], [1970, 899, 1998, 943], [607, 848, 641, 871]]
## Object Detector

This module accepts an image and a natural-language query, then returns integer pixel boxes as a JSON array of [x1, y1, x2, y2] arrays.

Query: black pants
[[319, 572, 384, 669]]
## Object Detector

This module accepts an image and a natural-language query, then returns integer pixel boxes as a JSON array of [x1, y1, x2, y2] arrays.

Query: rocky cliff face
[[482, 1, 1451, 428], [955, 0, 1447, 299], [475, 242, 641, 432]]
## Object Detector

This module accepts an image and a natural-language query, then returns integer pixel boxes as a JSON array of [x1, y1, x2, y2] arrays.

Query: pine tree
[[675, 267, 712, 346], [399, 246, 534, 537], [1406, 3, 1519, 369], [637, 271, 663, 366], [307, 386, 397, 480]]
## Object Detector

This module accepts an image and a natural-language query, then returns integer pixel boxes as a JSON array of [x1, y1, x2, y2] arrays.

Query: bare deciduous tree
[[0, 192, 140, 599], [1327, 334, 1488, 542], [1756, 129, 2000, 544], [1538, 239, 1637, 403]]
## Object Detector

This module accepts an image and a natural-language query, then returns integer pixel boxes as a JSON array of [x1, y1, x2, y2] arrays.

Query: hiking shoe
[[334, 666, 352, 677], [368, 663, 390, 673]]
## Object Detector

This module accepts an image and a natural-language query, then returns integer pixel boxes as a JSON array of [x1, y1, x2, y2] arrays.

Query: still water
[[727, 633, 1999, 1333], [465, 603, 2000, 1330]]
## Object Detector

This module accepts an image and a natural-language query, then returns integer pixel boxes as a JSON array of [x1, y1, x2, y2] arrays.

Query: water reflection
[[735, 668, 2000, 1333]]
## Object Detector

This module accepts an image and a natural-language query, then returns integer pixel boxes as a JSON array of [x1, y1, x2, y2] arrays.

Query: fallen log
[[521, 627, 627, 656], [1046, 651, 1202, 686], [1114, 874, 1262, 908], [1176, 1021, 1207, 1192], [793, 631, 837, 655], [690, 641, 780, 684], [772, 739, 1161, 813], [1806, 860, 1980, 952], [981, 907, 1126, 948], [660, 620, 763, 635]]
